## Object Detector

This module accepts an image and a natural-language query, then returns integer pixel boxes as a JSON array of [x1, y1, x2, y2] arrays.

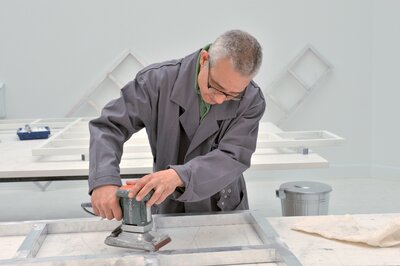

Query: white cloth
[[291, 215, 400, 247]]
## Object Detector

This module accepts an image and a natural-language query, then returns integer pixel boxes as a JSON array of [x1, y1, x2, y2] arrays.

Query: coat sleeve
[[170, 90, 266, 202], [88, 76, 154, 194]]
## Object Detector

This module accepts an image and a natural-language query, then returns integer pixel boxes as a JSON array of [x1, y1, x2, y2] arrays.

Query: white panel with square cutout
[[266, 44, 332, 125]]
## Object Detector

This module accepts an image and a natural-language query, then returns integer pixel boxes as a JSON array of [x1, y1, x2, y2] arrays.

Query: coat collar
[[185, 100, 239, 157], [169, 50, 198, 111], [169, 49, 239, 156], [170, 49, 239, 119]]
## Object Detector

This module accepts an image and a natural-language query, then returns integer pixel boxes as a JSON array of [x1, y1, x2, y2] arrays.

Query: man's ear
[[200, 50, 209, 67]]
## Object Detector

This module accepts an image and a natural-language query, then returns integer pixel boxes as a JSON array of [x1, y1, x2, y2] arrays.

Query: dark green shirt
[[195, 44, 211, 120]]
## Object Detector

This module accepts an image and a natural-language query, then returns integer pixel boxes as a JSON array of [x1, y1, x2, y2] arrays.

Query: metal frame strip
[[0, 211, 302, 265], [14, 223, 48, 259], [250, 211, 302, 265]]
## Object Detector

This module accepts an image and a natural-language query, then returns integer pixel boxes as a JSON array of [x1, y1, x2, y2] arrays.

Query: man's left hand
[[126, 169, 184, 207]]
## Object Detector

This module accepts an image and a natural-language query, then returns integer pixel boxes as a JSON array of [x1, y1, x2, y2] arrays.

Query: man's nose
[[214, 94, 226, 104]]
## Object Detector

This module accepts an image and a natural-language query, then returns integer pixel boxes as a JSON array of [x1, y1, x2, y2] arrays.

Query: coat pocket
[[233, 191, 249, 210]]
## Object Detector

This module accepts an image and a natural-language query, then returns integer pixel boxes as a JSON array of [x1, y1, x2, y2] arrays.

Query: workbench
[[0, 118, 343, 182], [268, 213, 400, 265], [0, 212, 398, 265]]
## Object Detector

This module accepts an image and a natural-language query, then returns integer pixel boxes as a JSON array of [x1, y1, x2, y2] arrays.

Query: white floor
[[0, 172, 399, 222]]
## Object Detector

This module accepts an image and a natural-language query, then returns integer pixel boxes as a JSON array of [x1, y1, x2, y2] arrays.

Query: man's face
[[198, 51, 251, 105]]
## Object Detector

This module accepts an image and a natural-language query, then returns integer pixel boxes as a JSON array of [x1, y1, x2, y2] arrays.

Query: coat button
[[227, 189, 231, 193], [222, 189, 225, 193], [224, 195, 227, 199], [221, 202, 225, 205]]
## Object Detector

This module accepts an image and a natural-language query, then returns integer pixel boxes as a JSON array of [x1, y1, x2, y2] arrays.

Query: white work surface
[[267, 213, 400, 265], [0, 121, 330, 181], [0, 212, 399, 265], [0, 211, 298, 265]]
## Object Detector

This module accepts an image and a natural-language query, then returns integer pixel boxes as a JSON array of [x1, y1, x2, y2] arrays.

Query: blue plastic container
[[17, 126, 51, 140]]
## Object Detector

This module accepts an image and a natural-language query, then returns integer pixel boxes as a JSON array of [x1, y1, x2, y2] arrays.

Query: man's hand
[[126, 169, 184, 207], [91, 185, 122, 220]]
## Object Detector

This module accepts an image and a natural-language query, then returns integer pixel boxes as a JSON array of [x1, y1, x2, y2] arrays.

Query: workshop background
[[0, 0, 399, 221]]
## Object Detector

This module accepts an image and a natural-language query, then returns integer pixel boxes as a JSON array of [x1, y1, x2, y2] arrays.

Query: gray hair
[[208, 29, 262, 78]]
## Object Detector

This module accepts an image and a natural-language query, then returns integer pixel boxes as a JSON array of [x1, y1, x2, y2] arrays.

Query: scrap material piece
[[291, 214, 400, 247]]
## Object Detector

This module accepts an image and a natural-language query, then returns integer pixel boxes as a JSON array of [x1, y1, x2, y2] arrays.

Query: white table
[[0, 119, 337, 182]]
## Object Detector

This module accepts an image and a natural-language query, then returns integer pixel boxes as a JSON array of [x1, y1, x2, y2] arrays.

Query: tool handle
[[80, 202, 97, 216]]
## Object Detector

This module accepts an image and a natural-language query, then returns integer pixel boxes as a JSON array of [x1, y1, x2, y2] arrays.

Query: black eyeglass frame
[[207, 63, 244, 101]]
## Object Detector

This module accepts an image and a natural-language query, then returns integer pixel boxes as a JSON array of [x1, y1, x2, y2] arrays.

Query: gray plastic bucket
[[276, 181, 332, 216]]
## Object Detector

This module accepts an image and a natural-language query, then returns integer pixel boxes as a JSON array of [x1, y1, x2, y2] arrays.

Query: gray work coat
[[88, 49, 266, 214]]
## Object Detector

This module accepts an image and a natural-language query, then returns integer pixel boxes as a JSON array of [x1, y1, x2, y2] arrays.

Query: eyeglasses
[[207, 64, 244, 101]]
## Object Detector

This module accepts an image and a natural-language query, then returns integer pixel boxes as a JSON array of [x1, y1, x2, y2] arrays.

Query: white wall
[[262, 0, 373, 177], [371, 0, 400, 178], [0, 0, 398, 179]]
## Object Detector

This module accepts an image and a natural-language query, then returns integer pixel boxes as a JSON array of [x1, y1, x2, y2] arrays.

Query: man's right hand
[[91, 185, 122, 220]]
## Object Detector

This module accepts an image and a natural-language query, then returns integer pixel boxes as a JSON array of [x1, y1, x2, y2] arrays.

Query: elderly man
[[89, 29, 265, 220]]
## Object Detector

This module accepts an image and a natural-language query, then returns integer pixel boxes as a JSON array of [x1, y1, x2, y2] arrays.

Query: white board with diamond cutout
[[67, 50, 146, 117]]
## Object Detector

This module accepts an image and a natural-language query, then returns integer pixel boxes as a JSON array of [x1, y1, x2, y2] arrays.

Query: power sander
[[82, 184, 171, 251]]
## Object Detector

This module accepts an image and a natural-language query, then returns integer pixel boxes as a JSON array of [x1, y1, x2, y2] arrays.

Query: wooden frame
[[32, 117, 151, 158], [256, 130, 344, 149]]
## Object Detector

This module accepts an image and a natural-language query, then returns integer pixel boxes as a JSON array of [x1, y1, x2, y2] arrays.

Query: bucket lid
[[279, 181, 332, 194]]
